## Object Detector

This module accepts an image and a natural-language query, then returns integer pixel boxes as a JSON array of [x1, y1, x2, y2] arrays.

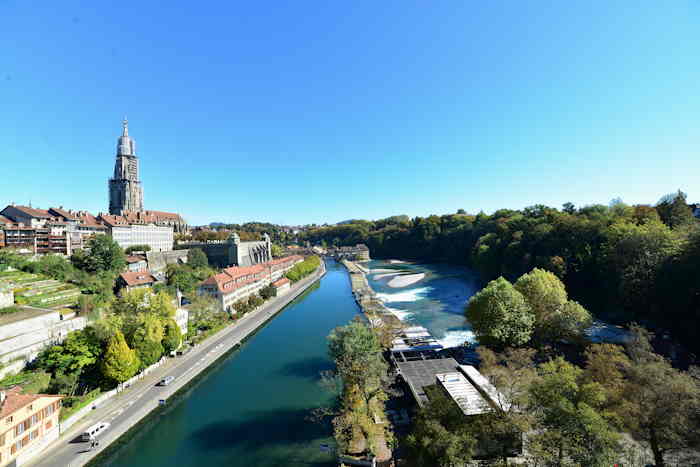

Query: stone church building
[[107, 119, 188, 233]]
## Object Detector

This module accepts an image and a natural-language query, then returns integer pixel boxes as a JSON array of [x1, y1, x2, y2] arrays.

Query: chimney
[[0, 391, 6, 405]]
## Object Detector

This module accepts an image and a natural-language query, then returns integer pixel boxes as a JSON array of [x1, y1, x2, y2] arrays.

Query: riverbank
[[342, 259, 403, 329], [27, 262, 327, 467]]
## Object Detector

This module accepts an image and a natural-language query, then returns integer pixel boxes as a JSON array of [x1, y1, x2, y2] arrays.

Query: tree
[[562, 202, 576, 214], [476, 347, 537, 463], [162, 319, 182, 353], [583, 343, 631, 414], [405, 417, 476, 467], [187, 248, 208, 269], [36, 328, 102, 377], [465, 277, 534, 348], [514, 268, 591, 343], [72, 235, 126, 273], [621, 327, 700, 466], [132, 338, 163, 369], [166, 264, 199, 295], [656, 190, 695, 229], [101, 330, 140, 384], [270, 244, 284, 258], [528, 357, 620, 466], [124, 244, 151, 254]]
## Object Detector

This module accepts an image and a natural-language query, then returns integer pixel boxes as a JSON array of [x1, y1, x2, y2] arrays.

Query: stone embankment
[[342, 260, 403, 329]]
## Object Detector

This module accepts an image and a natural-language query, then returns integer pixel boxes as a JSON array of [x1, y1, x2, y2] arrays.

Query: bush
[[286, 256, 321, 282]]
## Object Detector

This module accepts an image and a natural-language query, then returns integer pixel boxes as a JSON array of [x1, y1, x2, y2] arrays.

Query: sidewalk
[[27, 264, 326, 467]]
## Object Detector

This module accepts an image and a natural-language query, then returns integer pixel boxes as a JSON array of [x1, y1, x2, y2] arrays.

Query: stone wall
[[147, 249, 189, 272]]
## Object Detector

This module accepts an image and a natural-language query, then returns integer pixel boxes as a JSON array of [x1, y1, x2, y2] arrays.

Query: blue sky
[[1, 2, 699, 226]]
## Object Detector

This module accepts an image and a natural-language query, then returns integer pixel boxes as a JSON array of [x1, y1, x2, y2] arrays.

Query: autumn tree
[[620, 326, 700, 467], [101, 330, 140, 384]]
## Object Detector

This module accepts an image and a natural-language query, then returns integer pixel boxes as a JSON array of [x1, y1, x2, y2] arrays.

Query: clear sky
[[1, 2, 699, 226]]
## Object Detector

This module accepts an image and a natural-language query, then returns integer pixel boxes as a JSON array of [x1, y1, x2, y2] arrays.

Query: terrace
[[0, 270, 81, 310]]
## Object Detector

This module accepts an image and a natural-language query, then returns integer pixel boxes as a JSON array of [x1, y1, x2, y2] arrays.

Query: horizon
[[2, 2, 699, 225]]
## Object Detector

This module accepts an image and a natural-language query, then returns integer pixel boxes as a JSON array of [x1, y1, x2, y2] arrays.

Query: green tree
[[186, 248, 209, 269], [101, 330, 140, 384], [528, 358, 620, 466], [72, 235, 126, 273], [656, 190, 695, 229], [132, 338, 164, 369], [124, 244, 151, 254], [465, 277, 535, 348], [36, 328, 102, 377], [270, 244, 284, 258], [162, 319, 182, 353]]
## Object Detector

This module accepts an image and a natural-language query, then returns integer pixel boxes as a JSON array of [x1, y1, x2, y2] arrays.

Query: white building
[[108, 224, 173, 252]]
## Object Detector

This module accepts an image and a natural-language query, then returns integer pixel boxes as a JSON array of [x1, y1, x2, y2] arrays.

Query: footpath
[[26, 263, 326, 467]]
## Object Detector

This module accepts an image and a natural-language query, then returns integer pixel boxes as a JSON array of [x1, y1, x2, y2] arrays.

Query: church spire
[[116, 117, 136, 156]]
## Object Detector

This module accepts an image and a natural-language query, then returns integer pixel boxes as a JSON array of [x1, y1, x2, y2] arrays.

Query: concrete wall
[[0, 289, 13, 308], [0, 314, 87, 365]]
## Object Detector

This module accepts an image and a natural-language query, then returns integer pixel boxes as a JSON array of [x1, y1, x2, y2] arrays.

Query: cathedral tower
[[109, 119, 144, 215]]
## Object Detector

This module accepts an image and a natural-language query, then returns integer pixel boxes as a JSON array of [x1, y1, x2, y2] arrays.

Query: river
[[96, 259, 358, 467], [366, 259, 480, 348]]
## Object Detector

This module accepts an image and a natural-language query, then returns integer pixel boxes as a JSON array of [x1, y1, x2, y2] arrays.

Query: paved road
[[28, 265, 325, 467]]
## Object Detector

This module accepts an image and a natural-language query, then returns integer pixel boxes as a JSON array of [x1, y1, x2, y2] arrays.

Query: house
[[0, 387, 63, 467], [117, 270, 157, 292], [271, 278, 291, 295], [125, 255, 148, 272]]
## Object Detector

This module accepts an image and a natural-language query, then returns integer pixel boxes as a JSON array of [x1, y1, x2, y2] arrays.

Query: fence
[[59, 356, 167, 433]]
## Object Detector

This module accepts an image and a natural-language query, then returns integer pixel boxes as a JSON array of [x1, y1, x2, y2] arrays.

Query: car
[[158, 376, 175, 386]]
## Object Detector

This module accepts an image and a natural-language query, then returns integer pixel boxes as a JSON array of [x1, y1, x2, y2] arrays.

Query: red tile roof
[[48, 207, 80, 221], [125, 255, 147, 264], [10, 205, 52, 219], [272, 278, 290, 287], [119, 270, 157, 287], [0, 386, 62, 420]]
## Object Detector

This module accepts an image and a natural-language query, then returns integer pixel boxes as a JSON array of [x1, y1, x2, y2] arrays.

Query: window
[[29, 430, 38, 441], [5, 416, 12, 423], [31, 414, 38, 425]]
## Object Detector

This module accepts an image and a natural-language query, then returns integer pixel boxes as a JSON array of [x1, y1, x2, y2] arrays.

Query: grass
[[59, 388, 102, 422], [0, 306, 22, 314]]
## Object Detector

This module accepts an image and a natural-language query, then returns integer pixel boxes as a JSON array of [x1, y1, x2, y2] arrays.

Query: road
[[28, 265, 326, 467]]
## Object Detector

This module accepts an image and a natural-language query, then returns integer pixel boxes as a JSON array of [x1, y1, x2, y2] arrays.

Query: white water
[[374, 272, 404, 280], [376, 286, 432, 303], [385, 307, 413, 320], [387, 273, 425, 288], [436, 330, 477, 348]]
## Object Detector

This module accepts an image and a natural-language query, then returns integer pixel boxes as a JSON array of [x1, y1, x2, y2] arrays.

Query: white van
[[80, 421, 110, 441], [159, 376, 175, 386]]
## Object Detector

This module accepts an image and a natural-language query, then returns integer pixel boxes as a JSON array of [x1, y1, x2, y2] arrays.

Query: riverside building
[[198, 255, 304, 312], [0, 387, 63, 467]]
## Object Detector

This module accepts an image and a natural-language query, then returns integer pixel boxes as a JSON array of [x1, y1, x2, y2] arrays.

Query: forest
[[301, 192, 700, 360]]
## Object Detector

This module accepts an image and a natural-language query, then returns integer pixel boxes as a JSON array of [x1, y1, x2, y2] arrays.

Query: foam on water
[[376, 286, 432, 303], [385, 307, 413, 320], [437, 330, 476, 348]]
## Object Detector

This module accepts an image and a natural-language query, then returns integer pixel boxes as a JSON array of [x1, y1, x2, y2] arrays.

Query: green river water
[[98, 259, 358, 467]]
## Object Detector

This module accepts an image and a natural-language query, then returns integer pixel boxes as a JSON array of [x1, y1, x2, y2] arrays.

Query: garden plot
[[0, 270, 80, 309]]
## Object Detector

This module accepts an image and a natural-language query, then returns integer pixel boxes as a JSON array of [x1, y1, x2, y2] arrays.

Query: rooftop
[[0, 386, 62, 420], [119, 270, 157, 287]]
